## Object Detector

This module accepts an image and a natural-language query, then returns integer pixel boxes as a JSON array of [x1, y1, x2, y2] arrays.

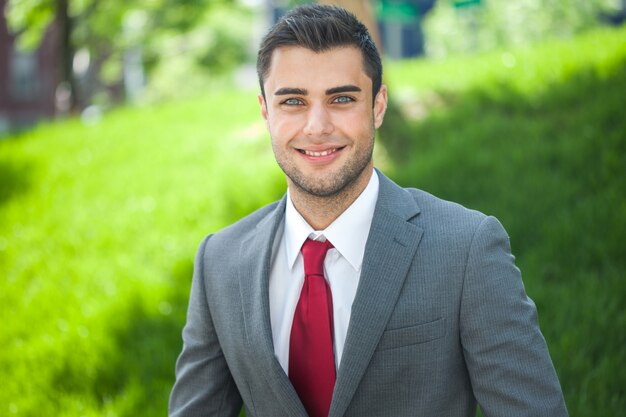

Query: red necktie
[[289, 238, 336, 417]]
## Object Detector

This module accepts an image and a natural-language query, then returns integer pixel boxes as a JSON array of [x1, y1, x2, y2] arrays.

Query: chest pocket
[[376, 317, 446, 351]]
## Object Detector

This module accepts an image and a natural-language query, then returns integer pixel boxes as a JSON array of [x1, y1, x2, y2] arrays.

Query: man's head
[[256, 4, 387, 208], [257, 4, 382, 103]]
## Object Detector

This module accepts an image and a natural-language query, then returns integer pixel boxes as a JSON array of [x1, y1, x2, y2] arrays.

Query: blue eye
[[333, 96, 354, 104], [283, 98, 302, 105]]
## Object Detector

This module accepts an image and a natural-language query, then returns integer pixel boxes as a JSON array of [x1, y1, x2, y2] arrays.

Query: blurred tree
[[5, 0, 239, 110], [141, 4, 252, 101]]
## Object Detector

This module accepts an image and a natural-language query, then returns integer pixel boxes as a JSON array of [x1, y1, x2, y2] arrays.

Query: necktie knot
[[302, 239, 333, 276]]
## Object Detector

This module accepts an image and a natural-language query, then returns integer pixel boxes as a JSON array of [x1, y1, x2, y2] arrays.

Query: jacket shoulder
[[200, 198, 283, 254], [408, 187, 486, 224], [401, 187, 508, 246]]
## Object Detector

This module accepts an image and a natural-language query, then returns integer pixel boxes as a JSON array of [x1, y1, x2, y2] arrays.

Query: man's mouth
[[298, 147, 344, 156]]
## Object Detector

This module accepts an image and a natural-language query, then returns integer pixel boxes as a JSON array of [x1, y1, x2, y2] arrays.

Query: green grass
[[0, 93, 285, 416], [1, 25, 625, 416]]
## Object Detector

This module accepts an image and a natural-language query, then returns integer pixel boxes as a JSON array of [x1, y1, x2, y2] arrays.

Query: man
[[169, 5, 568, 417]]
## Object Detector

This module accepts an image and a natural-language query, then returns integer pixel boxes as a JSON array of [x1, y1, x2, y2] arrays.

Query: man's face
[[259, 46, 387, 198]]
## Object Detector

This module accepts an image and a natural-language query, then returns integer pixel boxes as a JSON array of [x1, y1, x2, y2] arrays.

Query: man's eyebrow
[[325, 85, 362, 95], [274, 87, 308, 96]]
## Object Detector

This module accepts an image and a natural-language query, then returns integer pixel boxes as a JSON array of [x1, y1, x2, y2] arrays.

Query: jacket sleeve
[[169, 236, 243, 417], [459, 216, 568, 417]]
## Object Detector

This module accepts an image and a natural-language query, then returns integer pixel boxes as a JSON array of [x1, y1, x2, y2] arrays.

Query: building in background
[[0, 0, 62, 135]]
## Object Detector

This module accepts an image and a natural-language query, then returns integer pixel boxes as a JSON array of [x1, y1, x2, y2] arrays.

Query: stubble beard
[[274, 136, 375, 200]]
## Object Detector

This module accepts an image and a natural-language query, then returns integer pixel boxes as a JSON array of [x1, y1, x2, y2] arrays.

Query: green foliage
[[5, 0, 247, 106], [387, 25, 626, 416], [5, 0, 56, 50], [142, 4, 254, 102], [424, 0, 621, 56], [1, 24, 625, 417], [5, 0, 233, 51]]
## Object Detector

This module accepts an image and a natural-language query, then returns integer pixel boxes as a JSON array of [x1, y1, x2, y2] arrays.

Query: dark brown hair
[[256, 4, 382, 104]]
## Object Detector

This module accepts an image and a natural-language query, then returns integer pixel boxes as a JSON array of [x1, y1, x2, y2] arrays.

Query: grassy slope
[[1, 25, 625, 416], [0, 93, 285, 416]]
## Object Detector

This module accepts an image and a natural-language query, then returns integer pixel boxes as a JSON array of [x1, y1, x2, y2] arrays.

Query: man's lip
[[296, 146, 346, 157]]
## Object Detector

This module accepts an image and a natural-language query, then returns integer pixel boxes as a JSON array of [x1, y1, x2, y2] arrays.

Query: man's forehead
[[269, 44, 363, 65], [265, 45, 370, 92]]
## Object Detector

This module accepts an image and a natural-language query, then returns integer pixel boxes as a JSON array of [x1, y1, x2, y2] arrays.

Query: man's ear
[[258, 93, 269, 122], [373, 85, 388, 129]]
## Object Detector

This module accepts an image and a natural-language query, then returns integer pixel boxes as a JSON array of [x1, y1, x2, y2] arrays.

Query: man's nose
[[303, 104, 334, 137]]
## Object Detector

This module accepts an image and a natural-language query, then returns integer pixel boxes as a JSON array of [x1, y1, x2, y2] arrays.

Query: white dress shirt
[[269, 171, 380, 374]]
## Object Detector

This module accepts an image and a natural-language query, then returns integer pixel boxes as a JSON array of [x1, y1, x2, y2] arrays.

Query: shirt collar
[[284, 170, 380, 272]]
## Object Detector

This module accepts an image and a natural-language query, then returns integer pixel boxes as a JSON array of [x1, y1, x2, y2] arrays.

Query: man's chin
[[288, 171, 362, 198], [282, 155, 373, 199], [291, 181, 339, 198]]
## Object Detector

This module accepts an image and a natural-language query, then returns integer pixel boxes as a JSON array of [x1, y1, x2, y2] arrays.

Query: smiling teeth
[[303, 149, 336, 156]]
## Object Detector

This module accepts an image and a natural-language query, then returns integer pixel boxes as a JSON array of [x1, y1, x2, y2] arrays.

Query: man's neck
[[288, 168, 374, 230]]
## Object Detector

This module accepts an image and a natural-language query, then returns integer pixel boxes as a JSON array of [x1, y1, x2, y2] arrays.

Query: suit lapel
[[238, 196, 308, 417], [329, 172, 424, 417]]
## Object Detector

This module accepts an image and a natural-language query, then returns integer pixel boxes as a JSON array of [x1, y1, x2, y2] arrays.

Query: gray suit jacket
[[169, 171, 568, 417]]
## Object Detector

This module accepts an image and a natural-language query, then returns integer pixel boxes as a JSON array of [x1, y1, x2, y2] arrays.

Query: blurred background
[[1, 0, 625, 416]]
